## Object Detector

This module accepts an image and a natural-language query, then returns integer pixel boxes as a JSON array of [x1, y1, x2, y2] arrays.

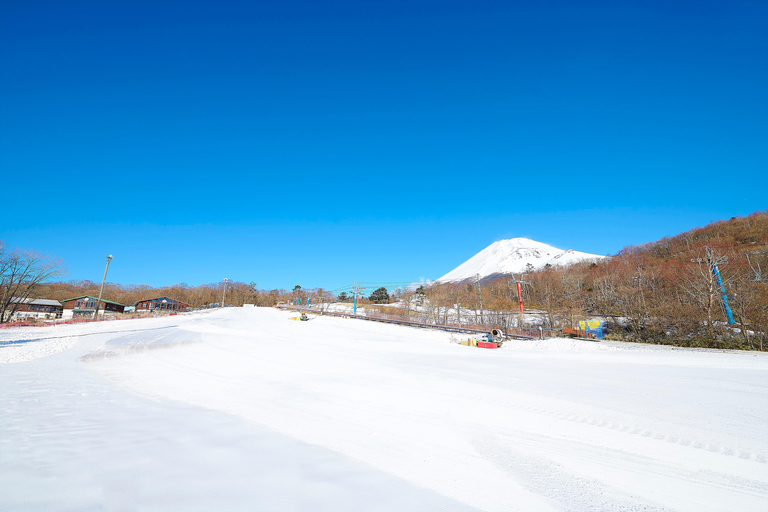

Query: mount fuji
[[436, 238, 606, 283]]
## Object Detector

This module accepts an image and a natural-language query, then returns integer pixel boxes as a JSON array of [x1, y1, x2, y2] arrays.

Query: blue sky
[[1, 0, 766, 290]]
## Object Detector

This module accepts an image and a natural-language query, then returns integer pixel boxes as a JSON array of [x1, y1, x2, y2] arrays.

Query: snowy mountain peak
[[436, 238, 605, 283]]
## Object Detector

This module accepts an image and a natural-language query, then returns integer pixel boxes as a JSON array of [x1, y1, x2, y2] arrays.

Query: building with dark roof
[[61, 295, 126, 318], [7, 298, 63, 320], [134, 297, 188, 313]]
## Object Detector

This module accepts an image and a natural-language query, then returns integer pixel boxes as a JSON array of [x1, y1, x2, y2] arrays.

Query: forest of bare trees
[[396, 211, 768, 350], [30, 279, 337, 311]]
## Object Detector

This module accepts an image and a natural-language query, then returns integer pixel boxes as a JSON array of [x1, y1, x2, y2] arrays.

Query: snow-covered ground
[[2, 308, 767, 511]]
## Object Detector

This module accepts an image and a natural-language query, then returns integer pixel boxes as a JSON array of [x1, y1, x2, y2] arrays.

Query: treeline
[[33, 280, 337, 310], [416, 211, 768, 350], [0, 240, 332, 313]]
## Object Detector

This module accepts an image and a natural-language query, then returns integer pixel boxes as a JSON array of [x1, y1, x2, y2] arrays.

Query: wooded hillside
[[419, 211, 767, 350]]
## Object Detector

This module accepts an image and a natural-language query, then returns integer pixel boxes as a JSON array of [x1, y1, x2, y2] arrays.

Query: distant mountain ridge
[[436, 238, 605, 283]]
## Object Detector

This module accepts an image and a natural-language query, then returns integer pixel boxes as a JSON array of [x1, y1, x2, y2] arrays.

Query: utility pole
[[221, 278, 229, 308], [93, 255, 113, 318]]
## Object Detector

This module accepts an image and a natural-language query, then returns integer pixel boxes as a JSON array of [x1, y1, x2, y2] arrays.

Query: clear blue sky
[[1, 0, 766, 290]]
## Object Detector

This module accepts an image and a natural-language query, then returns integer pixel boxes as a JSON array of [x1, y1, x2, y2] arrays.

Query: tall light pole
[[93, 255, 113, 318], [221, 278, 229, 308]]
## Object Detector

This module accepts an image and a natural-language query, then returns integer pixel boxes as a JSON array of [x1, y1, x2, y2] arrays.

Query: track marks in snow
[[476, 429, 768, 512], [472, 435, 672, 512], [431, 379, 768, 468], [79, 328, 200, 363]]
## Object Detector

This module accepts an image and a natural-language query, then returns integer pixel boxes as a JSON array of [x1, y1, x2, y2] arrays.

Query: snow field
[[2, 307, 767, 511], [2, 312, 478, 512]]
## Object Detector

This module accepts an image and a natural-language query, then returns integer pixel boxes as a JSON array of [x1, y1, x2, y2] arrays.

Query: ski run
[[1, 307, 767, 511]]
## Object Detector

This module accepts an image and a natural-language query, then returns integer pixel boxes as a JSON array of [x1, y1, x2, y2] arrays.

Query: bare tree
[[746, 253, 766, 284], [0, 242, 66, 322]]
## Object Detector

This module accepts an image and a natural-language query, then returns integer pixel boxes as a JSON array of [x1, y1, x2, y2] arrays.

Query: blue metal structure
[[712, 262, 736, 324]]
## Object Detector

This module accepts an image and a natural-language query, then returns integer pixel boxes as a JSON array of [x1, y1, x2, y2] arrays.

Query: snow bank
[[0, 334, 80, 363], [501, 337, 617, 351], [0, 314, 194, 363]]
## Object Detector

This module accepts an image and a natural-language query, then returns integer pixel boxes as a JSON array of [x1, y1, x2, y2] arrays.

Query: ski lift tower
[[509, 274, 531, 328], [351, 283, 366, 316], [691, 250, 736, 325], [474, 274, 483, 324]]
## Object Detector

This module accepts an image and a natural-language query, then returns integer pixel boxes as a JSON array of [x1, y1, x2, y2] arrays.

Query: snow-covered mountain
[[436, 237, 606, 283]]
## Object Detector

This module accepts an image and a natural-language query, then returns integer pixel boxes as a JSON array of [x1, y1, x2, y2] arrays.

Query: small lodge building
[[61, 295, 126, 318], [7, 298, 63, 320], [134, 297, 188, 313]]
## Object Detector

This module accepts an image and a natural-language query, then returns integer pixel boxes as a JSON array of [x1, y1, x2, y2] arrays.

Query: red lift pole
[[509, 275, 530, 328]]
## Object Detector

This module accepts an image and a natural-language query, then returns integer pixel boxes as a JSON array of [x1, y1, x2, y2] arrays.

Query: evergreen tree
[[369, 287, 390, 304]]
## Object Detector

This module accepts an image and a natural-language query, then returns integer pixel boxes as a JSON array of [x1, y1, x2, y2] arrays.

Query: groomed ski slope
[[2, 308, 767, 511]]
